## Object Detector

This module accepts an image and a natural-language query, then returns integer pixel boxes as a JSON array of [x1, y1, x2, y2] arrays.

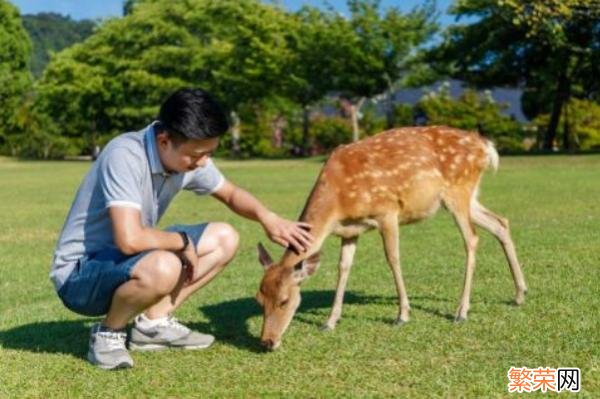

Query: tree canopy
[[430, 0, 600, 150], [0, 0, 32, 146], [37, 0, 300, 151], [22, 13, 96, 77]]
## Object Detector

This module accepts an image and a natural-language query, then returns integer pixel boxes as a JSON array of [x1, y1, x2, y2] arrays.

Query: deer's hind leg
[[323, 237, 358, 331], [470, 201, 527, 305], [443, 187, 479, 322]]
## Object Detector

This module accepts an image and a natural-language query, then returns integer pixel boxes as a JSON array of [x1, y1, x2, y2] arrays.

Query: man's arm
[[211, 180, 313, 252], [108, 207, 187, 255]]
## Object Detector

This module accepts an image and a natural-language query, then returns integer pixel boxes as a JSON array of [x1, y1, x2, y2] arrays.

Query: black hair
[[157, 88, 229, 144]]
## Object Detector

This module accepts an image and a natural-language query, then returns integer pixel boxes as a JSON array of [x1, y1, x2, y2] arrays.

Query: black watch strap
[[178, 231, 189, 251]]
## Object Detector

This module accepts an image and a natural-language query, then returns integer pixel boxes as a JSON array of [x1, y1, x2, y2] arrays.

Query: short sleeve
[[98, 146, 144, 210], [183, 158, 225, 195]]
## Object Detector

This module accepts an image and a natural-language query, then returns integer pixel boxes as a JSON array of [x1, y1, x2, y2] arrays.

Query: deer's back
[[318, 126, 490, 223]]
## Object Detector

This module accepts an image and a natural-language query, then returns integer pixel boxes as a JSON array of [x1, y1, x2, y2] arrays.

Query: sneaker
[[129, 315, 214, 351], [87, 323, 133, 370]]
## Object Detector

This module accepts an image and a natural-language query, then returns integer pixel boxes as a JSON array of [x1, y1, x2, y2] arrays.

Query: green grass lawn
[[0, 154, 598, 398]]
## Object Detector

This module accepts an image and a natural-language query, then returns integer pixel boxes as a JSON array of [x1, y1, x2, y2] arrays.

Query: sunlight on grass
[[0, 155, 599, 397]]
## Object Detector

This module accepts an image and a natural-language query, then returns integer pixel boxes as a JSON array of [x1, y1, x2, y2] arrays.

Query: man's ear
[[292, 252, 321, 283], [257, 243, 274, 270], [156, 130, 170, 148]]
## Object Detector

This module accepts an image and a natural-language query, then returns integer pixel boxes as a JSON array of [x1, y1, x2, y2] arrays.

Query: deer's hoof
[[393, 318, 408, 327], [320, 324, 335, 332], [454, 316, 467, 323], [515, 296, 525, 306]]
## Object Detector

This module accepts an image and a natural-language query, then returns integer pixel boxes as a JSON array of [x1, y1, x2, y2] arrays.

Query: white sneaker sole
[[128, 341, 213, 351], [87, 351, 133, 370]]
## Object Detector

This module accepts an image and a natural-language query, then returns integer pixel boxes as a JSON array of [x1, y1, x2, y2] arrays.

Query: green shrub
[[310, 116, 353, 152], [417, 83, 527, 152]]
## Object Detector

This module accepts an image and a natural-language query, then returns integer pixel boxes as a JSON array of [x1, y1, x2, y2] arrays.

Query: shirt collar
[[144, 121, 169, 177]]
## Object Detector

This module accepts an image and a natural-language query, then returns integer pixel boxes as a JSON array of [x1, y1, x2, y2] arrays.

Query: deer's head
[[255, 243, 320, 350]]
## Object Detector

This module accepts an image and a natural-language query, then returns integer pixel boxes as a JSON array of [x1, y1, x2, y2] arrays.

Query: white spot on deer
[[467, 154, 476, 163]]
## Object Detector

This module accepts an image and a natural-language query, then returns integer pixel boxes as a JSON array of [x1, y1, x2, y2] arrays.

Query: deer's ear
[[292, 252, 321, 283], [257, 243, 274, 270]]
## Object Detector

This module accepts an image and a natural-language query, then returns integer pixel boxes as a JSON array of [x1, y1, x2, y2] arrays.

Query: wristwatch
[[178, 231, 190, 251]]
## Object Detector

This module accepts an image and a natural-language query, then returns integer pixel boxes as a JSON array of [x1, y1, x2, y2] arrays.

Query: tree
[[431, 0, 600, 150], [534, 98, 600, 151], [0, 0, 32, 149], [282, 7, 346, 155], [335, 0, 437, 141], [416, 82, 526, 152], [37, 0, 296, 155], [22, 13, 96, 78]]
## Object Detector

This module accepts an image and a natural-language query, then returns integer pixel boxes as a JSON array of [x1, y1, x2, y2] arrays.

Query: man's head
[[156, 88, 229, 173]]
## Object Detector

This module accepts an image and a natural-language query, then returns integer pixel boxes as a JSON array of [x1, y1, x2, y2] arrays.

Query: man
[[50, 88, 313, 370]]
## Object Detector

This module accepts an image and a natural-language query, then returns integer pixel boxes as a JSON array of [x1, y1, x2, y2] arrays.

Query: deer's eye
[[279, 298, 290, 307]]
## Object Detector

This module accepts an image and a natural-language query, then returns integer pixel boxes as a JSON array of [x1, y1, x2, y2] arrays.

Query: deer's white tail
[[484, 139, 499, 172]]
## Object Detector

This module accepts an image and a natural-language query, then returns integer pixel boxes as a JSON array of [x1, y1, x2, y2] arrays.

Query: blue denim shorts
[[58, 223, 208, 316]]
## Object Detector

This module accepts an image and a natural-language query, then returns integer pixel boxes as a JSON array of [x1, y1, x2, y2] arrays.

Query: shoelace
[[158, 316, 190, 333], [97, 331, 127, 350]]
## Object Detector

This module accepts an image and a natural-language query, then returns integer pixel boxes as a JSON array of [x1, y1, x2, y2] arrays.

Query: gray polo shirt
[[50, 122, 225, 291]]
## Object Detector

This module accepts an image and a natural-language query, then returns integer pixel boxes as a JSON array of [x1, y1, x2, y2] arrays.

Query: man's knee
[[134, 250, 182, 295], [205, 222, 239, 262]]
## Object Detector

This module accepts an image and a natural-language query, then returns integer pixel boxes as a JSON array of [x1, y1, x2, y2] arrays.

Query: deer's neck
[[280, 177, 337, 268]]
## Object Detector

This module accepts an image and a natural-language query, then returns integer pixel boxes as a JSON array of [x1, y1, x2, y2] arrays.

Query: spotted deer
[[256, 126, 527, 350]]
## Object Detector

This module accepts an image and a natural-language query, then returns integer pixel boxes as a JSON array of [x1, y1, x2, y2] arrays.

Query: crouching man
[[50, 88, 313, 370]]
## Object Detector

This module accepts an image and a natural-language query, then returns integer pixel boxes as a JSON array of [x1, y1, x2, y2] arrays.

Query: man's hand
[[178, 236, 199, 282], [212, 181, 314, 253], [261, 212, 313, 253]]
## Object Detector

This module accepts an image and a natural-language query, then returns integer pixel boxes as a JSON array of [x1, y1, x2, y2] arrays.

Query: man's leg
[[102, 222, 238, 328], [144, 222, 240, 318], [87, 250, 182, 369], [102, 250, 183, 330]]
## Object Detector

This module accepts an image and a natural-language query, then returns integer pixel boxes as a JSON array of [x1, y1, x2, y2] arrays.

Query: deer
[[255, 126, 528, 350]]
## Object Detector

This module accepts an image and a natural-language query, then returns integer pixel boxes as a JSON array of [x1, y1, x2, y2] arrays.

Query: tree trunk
[[562, 102, 570, 152], [386, 87, 395, 129], [350, 97, 366, 142], [302, 105, 310, 156], [543, 69, 570, 151], [230, 111, 241, 157]]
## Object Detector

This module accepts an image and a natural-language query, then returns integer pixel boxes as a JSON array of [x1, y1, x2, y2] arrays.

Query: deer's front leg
[[322, 237, 358, 331], [379, 213, 410, 325]]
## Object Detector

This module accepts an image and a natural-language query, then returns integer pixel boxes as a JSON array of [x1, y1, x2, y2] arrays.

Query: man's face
[[157, 132, 219, 173]]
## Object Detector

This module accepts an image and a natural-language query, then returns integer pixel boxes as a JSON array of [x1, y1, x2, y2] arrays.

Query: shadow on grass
[[193, 290, 454, 352], [0, 320, 91, 359], [0, 292, 484, 356]]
